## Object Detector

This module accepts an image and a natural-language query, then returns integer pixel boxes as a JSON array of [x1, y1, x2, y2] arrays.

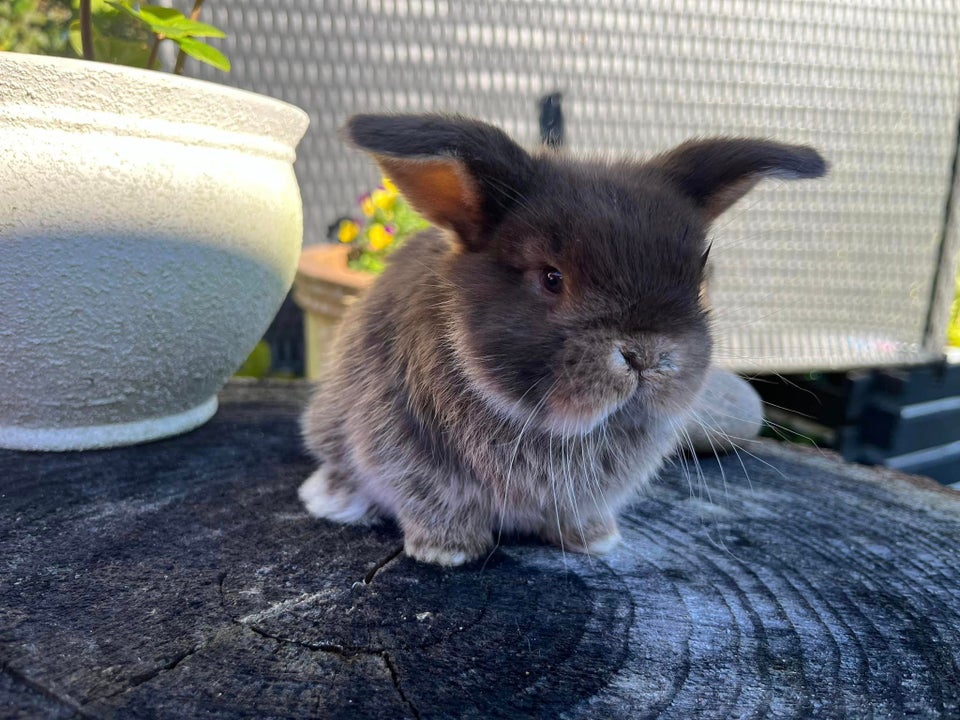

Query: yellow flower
[[337, 220, 360, 243], [371, 188, 396, 214], [367, 223, 394, 251], [360, 195, 375, 217], [381, 176, 398, 194]]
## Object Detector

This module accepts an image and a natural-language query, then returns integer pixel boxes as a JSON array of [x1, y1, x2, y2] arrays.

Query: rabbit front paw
[[299, 466, 377, 525], [400, 519, 493, 567], [542, 514, 622, 556]]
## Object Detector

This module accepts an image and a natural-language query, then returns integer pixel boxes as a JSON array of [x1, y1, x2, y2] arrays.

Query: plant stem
[[146, 34, 162, 69], [174, 0, 206, 75], [79, 0, 95, 60]]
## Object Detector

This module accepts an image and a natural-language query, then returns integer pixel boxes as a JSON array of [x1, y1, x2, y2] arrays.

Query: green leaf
[[166, 17, 226, 39], [139, 6, 226, 39], [73, 0, 122, 15], [949, 274, 960, 348], [347, 252, 387, 275], [234, 341, 272, 378], [393, 201, 430, 238], [106, 3, 226, 40], [69, 18, 155, 67], [135, 5, 181, 20], [173, 36, 230, 71], [83, 1, 152, 44], [103, 0, 139, 20], [67, 18, 83, 56]]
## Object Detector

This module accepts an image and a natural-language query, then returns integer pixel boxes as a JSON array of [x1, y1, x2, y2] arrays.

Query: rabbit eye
[[540, 267, 563, 294]]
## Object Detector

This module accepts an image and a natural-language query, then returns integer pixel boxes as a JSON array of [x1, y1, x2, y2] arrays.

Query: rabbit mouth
[[539, 390, 632, 437], [542, 365, 695, 437]]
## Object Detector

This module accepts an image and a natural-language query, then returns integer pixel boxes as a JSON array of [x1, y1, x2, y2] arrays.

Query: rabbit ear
[[651, 138, 827, 223], [343, 114, 535, 250]]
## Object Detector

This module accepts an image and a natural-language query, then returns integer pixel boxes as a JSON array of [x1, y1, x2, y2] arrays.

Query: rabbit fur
[[301, 114, 826, 566]]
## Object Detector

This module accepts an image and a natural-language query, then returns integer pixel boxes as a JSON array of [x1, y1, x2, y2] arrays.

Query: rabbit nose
[[617, 347, 679, 376]]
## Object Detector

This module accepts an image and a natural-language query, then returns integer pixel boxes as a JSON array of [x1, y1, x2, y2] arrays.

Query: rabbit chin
[[538, 395, 628, 437], [538, 407, 613, 437], [454, 350, 615, 434]]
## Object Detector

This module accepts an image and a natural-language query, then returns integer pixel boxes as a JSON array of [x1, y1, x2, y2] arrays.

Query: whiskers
[[485, 378, 622, 571], [666, 402, 776, 558], [488, 377, 556, 563]]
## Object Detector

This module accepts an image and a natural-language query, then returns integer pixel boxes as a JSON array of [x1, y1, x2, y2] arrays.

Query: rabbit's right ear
[[343, 114, 535, 251], [649, 138, 827, 223]]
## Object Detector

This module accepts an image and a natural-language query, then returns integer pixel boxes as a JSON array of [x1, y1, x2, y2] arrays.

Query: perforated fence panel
[[191, 1, 960, 373]]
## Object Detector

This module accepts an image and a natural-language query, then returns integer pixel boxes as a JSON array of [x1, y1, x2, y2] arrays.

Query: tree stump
[[2, 381, 959, 718]]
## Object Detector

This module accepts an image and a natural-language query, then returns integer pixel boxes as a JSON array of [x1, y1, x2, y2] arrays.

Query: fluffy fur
[[301, 114, 826, 566]]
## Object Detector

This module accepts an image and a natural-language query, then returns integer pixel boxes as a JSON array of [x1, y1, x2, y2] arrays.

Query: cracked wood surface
[[2, 380, 960, 719]]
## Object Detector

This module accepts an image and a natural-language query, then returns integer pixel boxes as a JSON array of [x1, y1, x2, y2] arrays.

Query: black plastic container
[[751, 361, 960, 485]]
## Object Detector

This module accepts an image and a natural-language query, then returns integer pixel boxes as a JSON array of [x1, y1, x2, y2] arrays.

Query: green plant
[[0, 0, 72, 55], [334, 177, 431, 274], [948, 272, 960, 348], [234, 340, 272, 379], [72, 0, 229, 72]]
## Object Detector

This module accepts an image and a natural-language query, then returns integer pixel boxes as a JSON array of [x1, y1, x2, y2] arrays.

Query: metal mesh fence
[[192, 1, 960, 372]]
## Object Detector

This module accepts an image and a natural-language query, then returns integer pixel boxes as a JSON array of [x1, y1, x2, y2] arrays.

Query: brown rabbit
[[301, 114, 826, 566]]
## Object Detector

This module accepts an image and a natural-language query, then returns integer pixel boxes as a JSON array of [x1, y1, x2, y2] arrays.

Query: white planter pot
[[0, 54, 309, 451]]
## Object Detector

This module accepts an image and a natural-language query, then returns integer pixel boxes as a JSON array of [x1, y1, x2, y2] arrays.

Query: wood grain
[[1, 381, 958, 719]]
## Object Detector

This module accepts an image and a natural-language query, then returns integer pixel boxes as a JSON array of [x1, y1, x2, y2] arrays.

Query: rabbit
[[300, 113, 826, 566]]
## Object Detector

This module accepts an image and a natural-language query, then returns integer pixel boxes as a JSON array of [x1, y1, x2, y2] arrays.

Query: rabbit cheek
[[448, 291, 562, 424], [633, 340, 711, 415]]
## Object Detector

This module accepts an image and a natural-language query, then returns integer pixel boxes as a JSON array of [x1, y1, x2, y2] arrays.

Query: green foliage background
[[949, 274, 960, 348], [1, 0, 228, 72], [0, 0, 72, 55]]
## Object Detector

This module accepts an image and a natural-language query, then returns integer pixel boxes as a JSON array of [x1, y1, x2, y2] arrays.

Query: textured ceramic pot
[[0, 54, 309, 451]]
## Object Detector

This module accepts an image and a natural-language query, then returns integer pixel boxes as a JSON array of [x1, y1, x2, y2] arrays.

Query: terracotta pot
[[293, 244, 374, 379]]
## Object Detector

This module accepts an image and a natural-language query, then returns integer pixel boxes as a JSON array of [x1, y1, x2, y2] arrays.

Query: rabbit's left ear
[[651, 138, 827, 223], [343, 114, 535, 251]]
